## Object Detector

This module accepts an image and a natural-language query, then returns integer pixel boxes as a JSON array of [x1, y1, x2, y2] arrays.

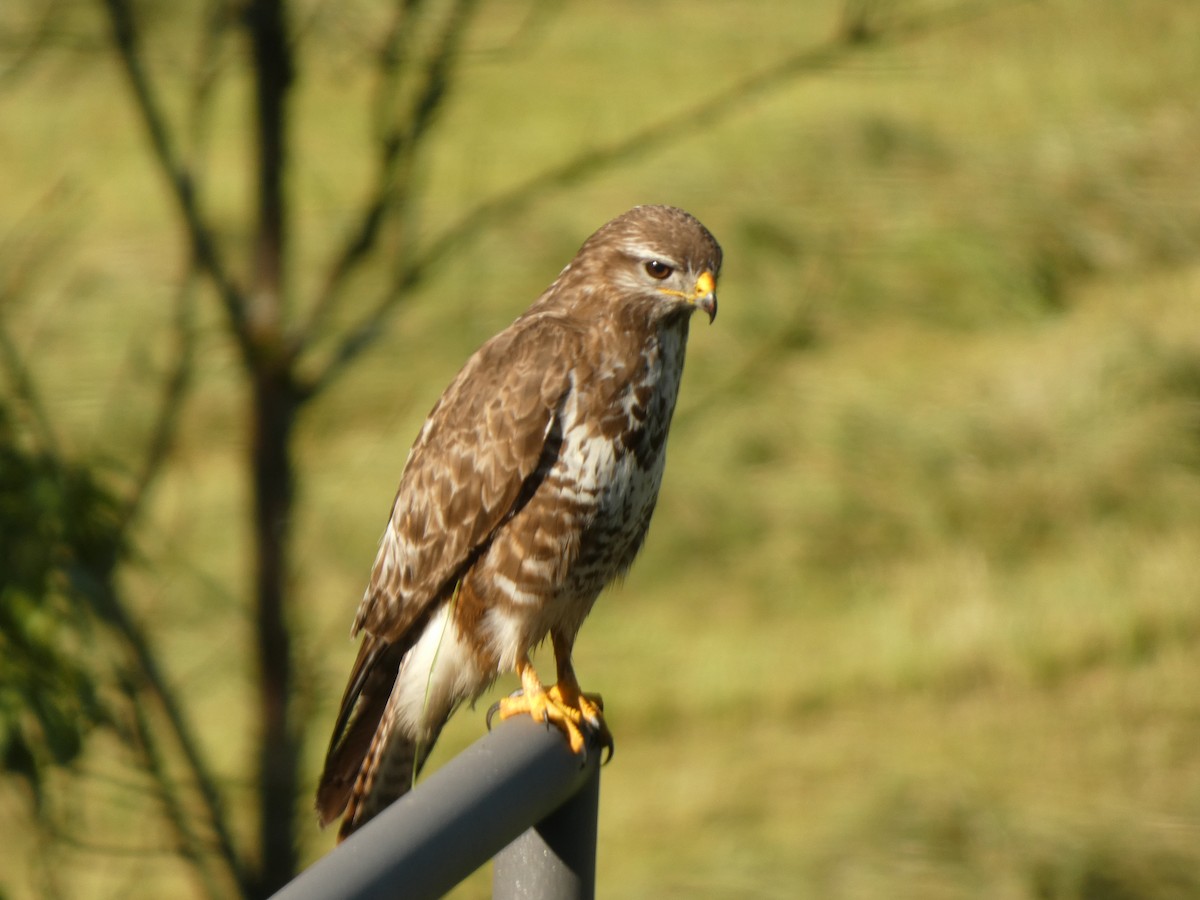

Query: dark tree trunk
[[244, 0, 298, 894], [250, 367, 299, 897], [247, 0, 291, 344]]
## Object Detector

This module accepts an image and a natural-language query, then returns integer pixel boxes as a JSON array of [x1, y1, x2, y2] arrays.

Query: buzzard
[[316, 205, 722, 839]]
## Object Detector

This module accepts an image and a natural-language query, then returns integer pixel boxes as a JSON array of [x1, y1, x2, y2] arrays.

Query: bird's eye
[[644, 260, 673, 280]]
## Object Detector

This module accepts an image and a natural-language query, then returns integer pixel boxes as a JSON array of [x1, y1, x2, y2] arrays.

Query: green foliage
[[0, 403, 120, 804]]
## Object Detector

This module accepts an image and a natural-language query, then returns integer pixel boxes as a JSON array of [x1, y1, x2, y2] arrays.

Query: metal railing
[[271, 717, 602, 900]]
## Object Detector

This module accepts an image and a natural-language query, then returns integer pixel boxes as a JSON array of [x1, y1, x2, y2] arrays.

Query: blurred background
[[2, 0, 1199, 897]]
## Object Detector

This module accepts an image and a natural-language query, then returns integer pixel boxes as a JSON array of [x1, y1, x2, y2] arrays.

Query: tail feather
[[317, 593, 485, 839], [337, 717, 447, 841], [315, 636, 408, 827]]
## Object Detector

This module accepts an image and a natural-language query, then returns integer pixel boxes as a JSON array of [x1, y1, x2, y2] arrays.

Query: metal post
[[271, 717, 600, 900], [492, 758, 599, 900]]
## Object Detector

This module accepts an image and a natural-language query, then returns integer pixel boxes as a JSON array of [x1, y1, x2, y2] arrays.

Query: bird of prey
[[315, 205, 722, 840]]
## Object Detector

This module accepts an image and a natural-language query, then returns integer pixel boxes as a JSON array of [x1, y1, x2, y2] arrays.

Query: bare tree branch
[[303, 1, 989, 393], [98, 0, 257, 371], [237, 2, 304, 890], [296, 0, 480, 358], [291, 0, 419, 350], [0, 0, 115, 83], [245, 0, 294, 354], [185, 0, 237, 168], [124, 677, 229, 900], [75, 568, 254, 896], [305, 0, 1010, 394], [1, 239, 245, 895], [0, 0, 62, 82], [106, 1, 235, 533], [417, 0, 1004, 285]]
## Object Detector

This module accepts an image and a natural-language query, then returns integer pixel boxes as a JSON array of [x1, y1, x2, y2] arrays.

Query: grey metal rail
[[272, 716, 601, 900]]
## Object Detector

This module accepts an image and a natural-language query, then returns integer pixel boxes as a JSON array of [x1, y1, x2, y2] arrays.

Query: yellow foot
[[488, 684, 614, 763]]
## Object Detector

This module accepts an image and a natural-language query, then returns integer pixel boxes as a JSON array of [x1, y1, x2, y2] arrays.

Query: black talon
[[591, 726, 615, 765], [486, 687, 528, 731], [578, 715, 614, 766]]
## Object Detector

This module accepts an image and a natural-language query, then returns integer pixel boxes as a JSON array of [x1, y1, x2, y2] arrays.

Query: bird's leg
[[489, 645, 613, 761], [547, 645, 614, 763], [491, 656, 586, 753]]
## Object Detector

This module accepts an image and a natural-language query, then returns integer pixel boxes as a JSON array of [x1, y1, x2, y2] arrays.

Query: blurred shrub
[[0, 403, 122, 807]]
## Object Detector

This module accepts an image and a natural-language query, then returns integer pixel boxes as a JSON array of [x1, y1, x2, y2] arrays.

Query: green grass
[[4, 0, 1200, 897]]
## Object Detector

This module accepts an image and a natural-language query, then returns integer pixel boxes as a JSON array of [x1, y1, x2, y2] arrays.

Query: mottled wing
[[354, 316, 580, 639], [316, 316, 579, 825]]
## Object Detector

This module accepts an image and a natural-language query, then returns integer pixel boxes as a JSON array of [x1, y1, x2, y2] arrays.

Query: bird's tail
[[315, 633, 451, 841], [336, 714, 447, 841], [318, 588, 483, 840]]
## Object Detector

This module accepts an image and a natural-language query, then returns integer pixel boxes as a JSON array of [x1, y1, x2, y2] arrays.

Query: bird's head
[[562, 205, 722, 325]]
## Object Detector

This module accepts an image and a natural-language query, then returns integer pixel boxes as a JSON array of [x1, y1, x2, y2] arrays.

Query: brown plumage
[[316, 205, 722, 840]]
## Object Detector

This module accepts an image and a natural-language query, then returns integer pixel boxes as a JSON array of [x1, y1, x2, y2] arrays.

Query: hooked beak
[[691, 270, 718, 324]]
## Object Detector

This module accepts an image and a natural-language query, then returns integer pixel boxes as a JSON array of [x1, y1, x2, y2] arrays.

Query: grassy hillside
[[3, 0, 1199, 897]]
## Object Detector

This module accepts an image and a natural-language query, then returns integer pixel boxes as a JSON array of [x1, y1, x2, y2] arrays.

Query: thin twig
[[98, 0, 257, 371], [0, 0, 74, 84], [298, 3, 868, 393], [297, 0, 479, 356], [413, 0, 1002, 287], [306, 1, 991, 393], [294, 0, 418, 347], [186, 0, 235, 169], [125, 674, 230, 900], [74, 568, 253, 896]]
